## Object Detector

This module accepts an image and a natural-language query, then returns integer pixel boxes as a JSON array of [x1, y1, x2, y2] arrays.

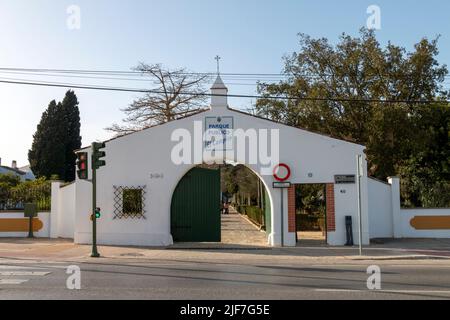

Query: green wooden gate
[[171, 167, 221, 242]]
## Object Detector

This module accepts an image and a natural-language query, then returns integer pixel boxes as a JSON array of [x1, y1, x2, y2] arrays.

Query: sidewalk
[[0, 237, 450, 264]]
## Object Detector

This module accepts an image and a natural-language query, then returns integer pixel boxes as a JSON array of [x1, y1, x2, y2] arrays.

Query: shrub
[[236, 205, 264, 226], [0, 176, 51, 211], [296, 214, 325, 231]]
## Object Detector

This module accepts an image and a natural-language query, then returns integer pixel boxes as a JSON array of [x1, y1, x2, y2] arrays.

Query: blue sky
[[0, 0, 449, 166]]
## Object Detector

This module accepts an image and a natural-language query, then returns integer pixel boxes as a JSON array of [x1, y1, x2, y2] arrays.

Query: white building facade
[[51, 76, 371, 247]]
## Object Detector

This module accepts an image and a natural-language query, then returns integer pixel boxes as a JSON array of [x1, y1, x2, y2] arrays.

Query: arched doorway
[[171, 167, 221, 242], [170, 164, 272, 244]]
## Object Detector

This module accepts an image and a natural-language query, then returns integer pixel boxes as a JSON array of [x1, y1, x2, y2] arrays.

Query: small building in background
[[0, 158, 36, 181]]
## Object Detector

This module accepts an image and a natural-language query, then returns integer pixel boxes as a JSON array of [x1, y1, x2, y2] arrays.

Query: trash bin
[[345, 215, 354, 246]]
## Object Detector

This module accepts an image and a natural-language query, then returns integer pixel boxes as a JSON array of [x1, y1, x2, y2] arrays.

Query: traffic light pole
[[91, 153, 100, 258]]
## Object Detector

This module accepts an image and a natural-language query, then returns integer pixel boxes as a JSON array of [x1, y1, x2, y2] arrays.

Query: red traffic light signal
[[76, 152, 89, 180]]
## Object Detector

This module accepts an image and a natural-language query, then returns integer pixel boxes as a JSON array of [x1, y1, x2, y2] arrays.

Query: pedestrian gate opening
[[170, 164, 271, 244]]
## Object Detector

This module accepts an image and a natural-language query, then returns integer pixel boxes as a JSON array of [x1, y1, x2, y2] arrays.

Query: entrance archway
[[170, 163, 272, 245]]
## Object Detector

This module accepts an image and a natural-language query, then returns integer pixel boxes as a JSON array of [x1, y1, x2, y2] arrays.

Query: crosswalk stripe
[[0, 279, 29, 285]]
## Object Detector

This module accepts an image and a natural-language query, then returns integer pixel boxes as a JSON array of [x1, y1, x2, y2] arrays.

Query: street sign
[[24, 203, 38, 218], [273, 182, 292, 189], [335, 175, 356, 184], [273, 163, 291, 182], [24, 203, 37, 238]]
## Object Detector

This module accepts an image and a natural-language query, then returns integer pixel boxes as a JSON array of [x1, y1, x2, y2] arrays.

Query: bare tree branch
[[106, 63, 211, 135]]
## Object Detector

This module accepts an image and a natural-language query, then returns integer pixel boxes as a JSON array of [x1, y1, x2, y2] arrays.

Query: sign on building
[[204, 116, 234, 151], [334, 175, 356, 184]]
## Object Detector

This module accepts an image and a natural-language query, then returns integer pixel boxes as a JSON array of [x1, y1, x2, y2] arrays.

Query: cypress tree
[[28, 91, 82, 182], [61, 90, 82, 181]]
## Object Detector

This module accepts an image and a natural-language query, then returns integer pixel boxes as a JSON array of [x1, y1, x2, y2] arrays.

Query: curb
[[350, 255, 450, 261]]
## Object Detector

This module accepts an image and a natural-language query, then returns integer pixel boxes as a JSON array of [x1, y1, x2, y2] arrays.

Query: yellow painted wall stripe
[[0, 218, 43, 232], [410, 216, 450, 230]]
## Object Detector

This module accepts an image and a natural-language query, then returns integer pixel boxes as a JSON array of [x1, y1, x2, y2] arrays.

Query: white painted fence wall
[[368, 177, 450, 239], [400, 208, 450, 238], [368, 178, 393, 238], [0, 182, 75, 239], [0, 211, 50, 237], [50, 181, 76, 239]]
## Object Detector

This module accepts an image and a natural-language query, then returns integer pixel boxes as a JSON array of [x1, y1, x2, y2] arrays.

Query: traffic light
[[92, 142, 106, 170], [90, 209, 101, 221], [95, 207, 101, 219], [76, 152, 88, 180]]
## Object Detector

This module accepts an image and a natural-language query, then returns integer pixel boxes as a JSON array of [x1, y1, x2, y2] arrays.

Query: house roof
[[211, 75, 227, 90], [75, 108, 211, 152], [0, 165, 27, 176]]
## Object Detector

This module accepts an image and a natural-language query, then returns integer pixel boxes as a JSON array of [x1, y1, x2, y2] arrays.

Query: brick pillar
[[326, 184, 336, 232], [288, 185, 296, 232]]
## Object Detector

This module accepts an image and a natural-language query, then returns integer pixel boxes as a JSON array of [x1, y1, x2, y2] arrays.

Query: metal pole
[[91, 153, 100, 258], [280, 188, 284, 247], [356, 154, 363, 256], [28, 216, 34, 238]]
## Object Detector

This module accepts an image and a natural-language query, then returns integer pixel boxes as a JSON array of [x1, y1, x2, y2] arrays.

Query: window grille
[[113, 185, 146, 219]]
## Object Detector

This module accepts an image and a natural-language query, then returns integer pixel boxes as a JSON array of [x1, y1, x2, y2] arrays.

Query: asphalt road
[[1, 256, 450, 300]]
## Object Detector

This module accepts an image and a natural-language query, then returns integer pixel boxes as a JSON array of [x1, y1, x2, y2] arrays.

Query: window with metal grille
[[113, 186, 146, 219]]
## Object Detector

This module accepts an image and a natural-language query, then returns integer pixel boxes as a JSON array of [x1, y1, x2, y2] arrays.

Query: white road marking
[[0, 266, 38, 270], [312, 264, 450, 268], [0, 279, 28, 285], [0, 271, 51, 276], [315, 289, 450, 294]]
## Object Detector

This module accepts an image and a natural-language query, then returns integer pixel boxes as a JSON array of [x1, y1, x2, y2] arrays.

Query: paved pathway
[[221, 213, 268, 247]]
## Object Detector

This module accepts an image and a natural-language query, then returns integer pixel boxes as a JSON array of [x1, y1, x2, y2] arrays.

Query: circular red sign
[[273, 163, 291, 182]]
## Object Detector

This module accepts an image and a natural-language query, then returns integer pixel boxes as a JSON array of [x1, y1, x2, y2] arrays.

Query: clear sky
[[0, 0, 449, 166]]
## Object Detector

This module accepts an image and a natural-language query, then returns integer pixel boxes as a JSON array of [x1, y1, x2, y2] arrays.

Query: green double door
[[171, 167, 221, 242]]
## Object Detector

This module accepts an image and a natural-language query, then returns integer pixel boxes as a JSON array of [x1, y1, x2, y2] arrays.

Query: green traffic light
[[95, 207, 101, 219]]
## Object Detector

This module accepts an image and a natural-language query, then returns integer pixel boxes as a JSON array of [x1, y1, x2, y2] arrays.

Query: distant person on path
[[223, 202, 230, 215]]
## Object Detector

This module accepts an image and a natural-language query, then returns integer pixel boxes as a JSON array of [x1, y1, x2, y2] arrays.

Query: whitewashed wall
[[50, 181, 76, 239], [400, 208, 450, 238], [368, 178, 393, 238], [57, 183, 76, 238], [368, 177, 450, 239], [71, 106, 369, 247], [0, 211, 50, 238]]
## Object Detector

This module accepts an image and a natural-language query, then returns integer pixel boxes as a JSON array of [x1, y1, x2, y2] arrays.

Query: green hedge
[[236, 205, 264, 226], [296, 214, 325, 231]]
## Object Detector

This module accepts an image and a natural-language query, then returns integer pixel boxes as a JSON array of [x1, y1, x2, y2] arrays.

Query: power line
[[0, 69, 448, 90], [0, 71, 282, 86], [0, 67, 288, 78], [1, 67, 449, 79], [0, 78, 448, 105]]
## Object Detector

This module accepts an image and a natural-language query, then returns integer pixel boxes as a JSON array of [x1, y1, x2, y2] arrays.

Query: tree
[[28, 91, 82, 182], [107, 63, 211, 135], [221, 165, 259, 205], [397, 104, 450, 207], [256, 29, 449, 207], [61, 90, 82, 181]]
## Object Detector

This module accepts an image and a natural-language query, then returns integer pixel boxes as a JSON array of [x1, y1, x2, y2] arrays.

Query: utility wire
[[1, 67, 450, 79], [0, 70, 448, 89], [0, 71, 282, 86], [0, 78, 448, 105]]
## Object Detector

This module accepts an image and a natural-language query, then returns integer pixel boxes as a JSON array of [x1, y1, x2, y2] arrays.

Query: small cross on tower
[[214, 55, 221, 75]]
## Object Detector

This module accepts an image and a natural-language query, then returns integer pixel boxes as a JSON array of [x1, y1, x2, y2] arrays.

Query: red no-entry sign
[[273, 163, 291, 182]]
